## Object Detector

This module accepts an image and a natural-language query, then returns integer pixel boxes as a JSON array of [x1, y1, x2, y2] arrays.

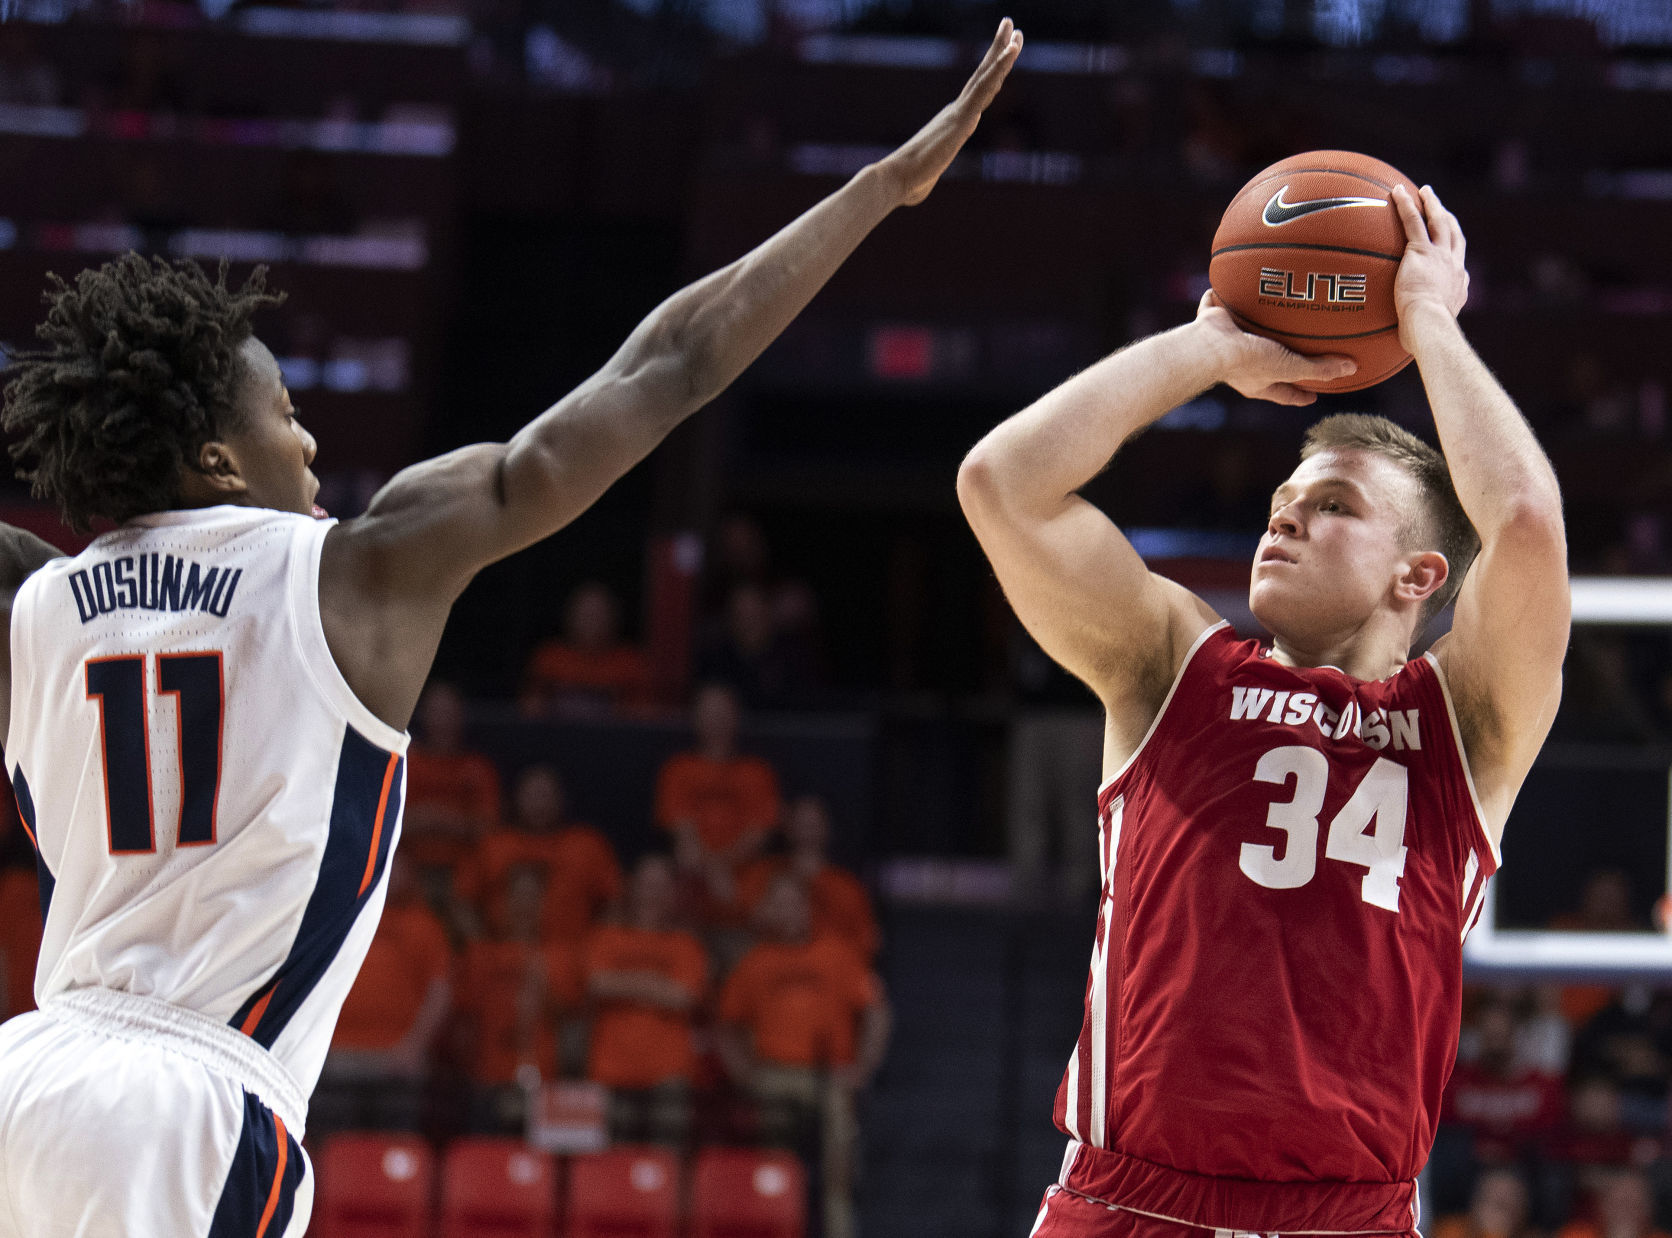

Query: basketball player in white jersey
[[0, 24, 1022, 1236], [959, 186, 1568, 1237]]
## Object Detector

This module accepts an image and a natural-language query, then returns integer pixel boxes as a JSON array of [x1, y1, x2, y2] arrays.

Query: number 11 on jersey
[[85, 652, 225, 855]]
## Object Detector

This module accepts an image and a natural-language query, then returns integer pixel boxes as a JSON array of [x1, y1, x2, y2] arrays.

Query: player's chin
[[1249, 575, 1302, 634]]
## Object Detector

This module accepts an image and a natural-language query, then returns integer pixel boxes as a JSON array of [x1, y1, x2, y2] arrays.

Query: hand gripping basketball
[[1391, 184, 1470, 351], [1195, 291, 1357, 407], [1208, 151, 1420, 392]]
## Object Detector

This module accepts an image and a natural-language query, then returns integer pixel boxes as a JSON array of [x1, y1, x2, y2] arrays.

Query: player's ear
[[1396, 550, 1449, 606], [183, 440, 249, 499]]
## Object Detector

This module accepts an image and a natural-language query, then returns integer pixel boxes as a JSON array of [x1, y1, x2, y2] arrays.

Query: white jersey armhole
[[287, 520, 408, 754], [1098, 620, 1230, 797], [1421, 650, 1501, 868], [6, 566, 47, 779]]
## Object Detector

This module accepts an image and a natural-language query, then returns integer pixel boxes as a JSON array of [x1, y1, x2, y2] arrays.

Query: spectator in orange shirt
[[314, 854, 453, 1134], [737, 795, 879, 961], [521, 581, 652, 718], [0, 858, 41, 1021], [404, 681, 502, 876], [718, 874, 890, 1238], [654, 684, 780, 922], [459, 764, 623, 945], [582, 854, 709, 1144], [458, 863, 584, 1132]]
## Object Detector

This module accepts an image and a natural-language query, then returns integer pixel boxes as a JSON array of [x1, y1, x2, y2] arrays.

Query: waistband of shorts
[[41, 987, 308, 1136], [1058, 1140, 1419, 1235]]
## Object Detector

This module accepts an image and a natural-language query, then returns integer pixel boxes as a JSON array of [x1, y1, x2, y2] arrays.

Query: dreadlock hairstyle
[[1, 253, 284, 531], [1300, 413, 1480, 626]]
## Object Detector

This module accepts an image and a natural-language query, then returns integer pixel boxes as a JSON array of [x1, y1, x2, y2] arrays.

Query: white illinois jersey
[[6, 504, 408, 1106]]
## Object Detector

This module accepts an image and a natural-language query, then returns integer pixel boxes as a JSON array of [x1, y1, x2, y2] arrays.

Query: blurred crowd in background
[[4, 0, 1672, 1235]]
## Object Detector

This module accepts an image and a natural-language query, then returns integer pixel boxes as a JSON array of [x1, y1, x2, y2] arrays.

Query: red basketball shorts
[[1029, 1186, 1419, 1238]]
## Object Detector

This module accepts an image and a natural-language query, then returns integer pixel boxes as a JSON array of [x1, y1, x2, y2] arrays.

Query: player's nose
[[1268, 503, 1301, 536]]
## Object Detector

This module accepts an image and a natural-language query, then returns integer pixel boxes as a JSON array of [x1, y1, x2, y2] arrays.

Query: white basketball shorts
[[0, 988, 313, 1238]]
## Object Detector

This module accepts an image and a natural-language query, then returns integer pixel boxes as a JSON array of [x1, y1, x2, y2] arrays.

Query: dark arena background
[[3, 1, 1672, 1235]]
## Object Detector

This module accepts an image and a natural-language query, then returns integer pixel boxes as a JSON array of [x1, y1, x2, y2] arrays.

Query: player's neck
[[1267, 626, 1411, 682]]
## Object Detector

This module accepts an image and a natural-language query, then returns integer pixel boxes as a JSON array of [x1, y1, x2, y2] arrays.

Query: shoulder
[[671, 930, 707, 959], [811, 934, 866, 970], [738, 856, 785, 892], [817, 866, 869, 898], [543, 939, 581, 969], [559, 823, 614, 853], [731, 942, 776, 975], [659, 751, 703, 778], [460, 938, 500, 972], [720, 948, 765, 999], [738, 756, 779, 786], [1102, 619, 1250, 777]]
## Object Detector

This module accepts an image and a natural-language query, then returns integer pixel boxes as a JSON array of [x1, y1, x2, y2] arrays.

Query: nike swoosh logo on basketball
[[1261, 186, 1387, 226]]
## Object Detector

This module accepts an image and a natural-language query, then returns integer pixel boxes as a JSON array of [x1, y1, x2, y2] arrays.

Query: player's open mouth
[[1260, 547, 1296, 564], [312, 504, 329, 519]]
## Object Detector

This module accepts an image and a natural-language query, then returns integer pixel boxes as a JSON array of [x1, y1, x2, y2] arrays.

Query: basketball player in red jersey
[[960, 186, 1567, 1238]]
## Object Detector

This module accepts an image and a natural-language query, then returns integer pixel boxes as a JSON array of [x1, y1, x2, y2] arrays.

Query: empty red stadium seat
[[689, 1148, 805, 1238], [565, 1145, 681, 1238], [439, 1137, 557, 1238], [311, 1132, 435, 1238]]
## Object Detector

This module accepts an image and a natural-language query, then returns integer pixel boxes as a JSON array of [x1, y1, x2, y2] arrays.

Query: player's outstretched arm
[[320, 22, 1022, 725], [333, 20, 1021, 587], [1392, 185, 1568, 839], [957, 299, 1352, 733]]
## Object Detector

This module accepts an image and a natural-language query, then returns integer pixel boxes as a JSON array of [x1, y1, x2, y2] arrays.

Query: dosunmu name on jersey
[[67, 553, 243, 623]]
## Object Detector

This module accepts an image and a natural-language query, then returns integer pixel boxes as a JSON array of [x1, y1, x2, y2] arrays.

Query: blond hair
[[1300, 413, 1479, 625]]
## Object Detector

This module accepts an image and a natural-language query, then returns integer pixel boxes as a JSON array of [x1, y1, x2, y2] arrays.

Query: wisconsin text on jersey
[[1228, 685, 1422, 750], [67, 553, 243, 623]]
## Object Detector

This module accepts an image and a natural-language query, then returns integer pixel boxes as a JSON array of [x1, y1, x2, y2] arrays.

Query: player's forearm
[[493, 166, 906, 530], [959, 321, 1225, 516], [657, 163, 906, 407], [1405, 305, 1563, 542]]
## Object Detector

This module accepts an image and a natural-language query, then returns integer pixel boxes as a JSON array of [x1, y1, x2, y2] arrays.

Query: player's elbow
[[956, 446, 1005, 522], [1491, 494, 1566, 559]]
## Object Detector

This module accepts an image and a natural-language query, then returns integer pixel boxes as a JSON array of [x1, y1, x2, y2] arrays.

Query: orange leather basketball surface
[[1210, 150, 1420, 393]]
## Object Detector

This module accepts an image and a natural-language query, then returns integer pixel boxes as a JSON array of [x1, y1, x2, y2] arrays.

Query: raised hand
[[878, 18, 1024, 207], [1193, 291, 1357, 406], [1392, 183, 1469, 350]]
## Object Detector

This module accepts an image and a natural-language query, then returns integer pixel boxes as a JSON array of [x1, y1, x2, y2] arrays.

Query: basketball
[[1209, 151, 1421, 393]]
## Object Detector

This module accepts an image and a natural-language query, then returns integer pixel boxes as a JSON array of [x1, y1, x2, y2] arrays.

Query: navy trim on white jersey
[[229, 727, 403, 1048], [11, 768, 52, 924]]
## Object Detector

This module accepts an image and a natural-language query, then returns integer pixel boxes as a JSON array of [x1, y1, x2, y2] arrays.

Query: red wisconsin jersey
[[1055, 621, 1497, 1193]]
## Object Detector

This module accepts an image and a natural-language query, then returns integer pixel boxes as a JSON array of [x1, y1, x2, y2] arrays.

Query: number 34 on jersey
[[1239, 745, 1409, 912]]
